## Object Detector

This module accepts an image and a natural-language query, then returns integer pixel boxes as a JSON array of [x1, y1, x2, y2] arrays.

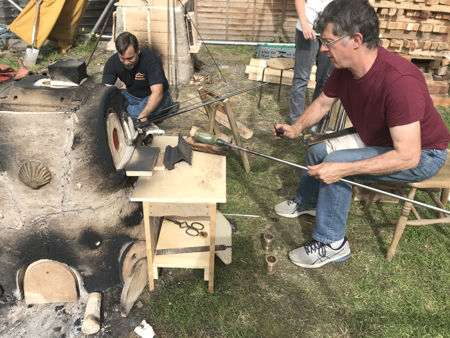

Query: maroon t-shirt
[[324, 47, 449, 150]]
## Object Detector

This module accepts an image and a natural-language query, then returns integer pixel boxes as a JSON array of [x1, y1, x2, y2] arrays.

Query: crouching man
[[273, 0, 449, 268], [102, 31, 172, 122]]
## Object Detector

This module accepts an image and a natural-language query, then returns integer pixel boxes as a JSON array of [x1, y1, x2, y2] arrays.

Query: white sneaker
[[288, 237, 351, 268], [274, 199, 316, 218]]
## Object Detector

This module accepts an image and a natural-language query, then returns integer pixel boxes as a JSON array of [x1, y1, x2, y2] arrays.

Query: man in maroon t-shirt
[[272, 0, 449, 269]]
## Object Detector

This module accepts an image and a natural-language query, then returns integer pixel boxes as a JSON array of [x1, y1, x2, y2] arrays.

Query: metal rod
[[89, 0, 116, 37], [86, 6, 113, 67], [145, 82, 268, 123], [172, 0, 178, 99], [218, 140, 450, 215], [7, 0, 22, 12], [200, 40, 295, 47]]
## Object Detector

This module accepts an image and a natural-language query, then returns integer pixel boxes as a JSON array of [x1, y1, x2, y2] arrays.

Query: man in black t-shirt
[[102, 32, 172, 122]]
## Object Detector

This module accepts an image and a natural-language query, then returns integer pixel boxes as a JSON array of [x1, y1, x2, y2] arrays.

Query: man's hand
[[307, 162, 350, 184], [273, 123, 302, 139]]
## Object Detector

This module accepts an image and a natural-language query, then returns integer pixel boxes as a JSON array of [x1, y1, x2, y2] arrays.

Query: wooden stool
[[258, 57, 295, 109], [364, 152, 450, 262]]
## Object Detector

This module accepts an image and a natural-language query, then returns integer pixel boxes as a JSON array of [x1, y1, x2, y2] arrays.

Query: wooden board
[[130, 136, 226, 204], [153, 217, 211, 270], [125, 147, 160, 177]]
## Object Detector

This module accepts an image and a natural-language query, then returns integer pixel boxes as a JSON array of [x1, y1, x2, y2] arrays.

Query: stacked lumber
[[245, 58, 316, 88], [370, 0, 449, 74], [195, 0, 297, 42]]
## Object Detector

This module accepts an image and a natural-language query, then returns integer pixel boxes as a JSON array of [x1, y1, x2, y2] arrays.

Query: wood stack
[[245, 58, 316, 89], [370, 0, 450, 105]]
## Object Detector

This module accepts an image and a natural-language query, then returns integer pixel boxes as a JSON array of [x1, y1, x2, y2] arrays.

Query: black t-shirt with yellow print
[[102, 48, 169, 98]]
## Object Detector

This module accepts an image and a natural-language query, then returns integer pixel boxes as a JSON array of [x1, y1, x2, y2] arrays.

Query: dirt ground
[[0, 40, 280, 338]]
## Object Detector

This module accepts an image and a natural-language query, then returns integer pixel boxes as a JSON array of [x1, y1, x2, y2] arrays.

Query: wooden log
[[81, 292, 102, 335]]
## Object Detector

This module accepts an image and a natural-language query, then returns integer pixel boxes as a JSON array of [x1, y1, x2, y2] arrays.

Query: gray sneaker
[[288, 237, 351, 268], [274, 199, 316, 218]]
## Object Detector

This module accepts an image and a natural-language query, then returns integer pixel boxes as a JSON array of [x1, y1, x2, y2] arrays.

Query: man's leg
[[148, 90, 173, 120], [274, 142, 327, 217], [120, 89, 147, 121], [289, 146, 447, 268], [289, 30, 320, 124]]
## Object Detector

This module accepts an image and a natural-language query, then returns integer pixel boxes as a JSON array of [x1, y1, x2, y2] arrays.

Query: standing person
[[102, 31, 172, 122], [290, 0, 334, 125], [273, 0, 449, 268]]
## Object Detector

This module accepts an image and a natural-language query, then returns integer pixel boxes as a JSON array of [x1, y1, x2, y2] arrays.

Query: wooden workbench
[[130, 136, 227, 293]]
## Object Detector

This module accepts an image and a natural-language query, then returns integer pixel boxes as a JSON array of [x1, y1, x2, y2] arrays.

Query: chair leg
[[440, 188, 449, 218], [387, 188, 417, 262]]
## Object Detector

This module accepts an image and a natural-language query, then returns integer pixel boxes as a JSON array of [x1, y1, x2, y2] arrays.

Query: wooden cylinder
[[81, 292, 102, 335]]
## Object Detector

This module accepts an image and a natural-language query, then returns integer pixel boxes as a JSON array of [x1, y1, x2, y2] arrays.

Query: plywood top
[[130, 136, 226, 203]]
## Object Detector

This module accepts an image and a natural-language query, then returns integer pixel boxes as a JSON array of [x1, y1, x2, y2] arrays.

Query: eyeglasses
[[319, 35, 348, 48]]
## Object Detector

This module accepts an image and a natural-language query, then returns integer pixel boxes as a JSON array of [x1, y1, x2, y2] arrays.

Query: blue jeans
[[120, 89, 173, 121], [294, 142, 447, 244], [290, 29, 333, 124]]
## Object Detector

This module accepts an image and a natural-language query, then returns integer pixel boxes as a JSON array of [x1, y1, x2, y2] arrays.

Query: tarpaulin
[[9, 0, 88, 52]]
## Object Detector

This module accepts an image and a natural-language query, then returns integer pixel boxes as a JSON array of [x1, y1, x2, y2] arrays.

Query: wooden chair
[[258, 57, 295, 109], [364, 152, 450, 261]]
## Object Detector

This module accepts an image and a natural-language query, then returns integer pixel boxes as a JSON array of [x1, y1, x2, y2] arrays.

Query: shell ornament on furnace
[[18, 160, 52, 189]]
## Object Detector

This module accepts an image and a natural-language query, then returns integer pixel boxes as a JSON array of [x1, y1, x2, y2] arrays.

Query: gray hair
[[314, 0, 379, 49]]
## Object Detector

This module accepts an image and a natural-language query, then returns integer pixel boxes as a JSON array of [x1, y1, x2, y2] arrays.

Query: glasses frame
[[319, 35, 348, 48]]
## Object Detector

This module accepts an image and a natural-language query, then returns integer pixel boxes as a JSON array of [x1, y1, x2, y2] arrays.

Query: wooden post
[[223, 99, 251, 172], [208, 203, 216, 293]]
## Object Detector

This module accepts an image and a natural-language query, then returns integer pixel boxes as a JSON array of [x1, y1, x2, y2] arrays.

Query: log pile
[[370, 0, 449, 79]]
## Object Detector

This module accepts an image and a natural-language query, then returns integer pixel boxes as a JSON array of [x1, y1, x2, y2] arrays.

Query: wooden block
[[419, 23, 433, 32], [380, 39, 391, 48], [426, 80, 449, 94], [423, 40, 432, 49], [125, 147, 160, 177], [24, 260, 78, 304], [406, 23, 420, 31], [82, 292, 102, 335], [433, 25, 448, 33], [431, 95, 450, 107]]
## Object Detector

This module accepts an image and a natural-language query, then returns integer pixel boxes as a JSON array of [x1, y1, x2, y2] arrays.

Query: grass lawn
[[136, 45, 450, 337], [1, 41, 448, 337]]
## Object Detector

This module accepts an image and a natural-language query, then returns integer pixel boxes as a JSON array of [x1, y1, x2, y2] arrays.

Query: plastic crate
[[256, 45, 295, 59]]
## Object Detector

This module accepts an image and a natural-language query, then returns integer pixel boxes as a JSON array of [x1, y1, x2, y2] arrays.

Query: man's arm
[[136, 83, 164, 121], [274, 92, 337, 138], [307, 121, 422, 184], [295, 0, 316, 40]]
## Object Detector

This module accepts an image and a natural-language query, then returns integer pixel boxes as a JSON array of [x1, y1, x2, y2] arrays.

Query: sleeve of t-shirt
[[385, 75, 426, 127], [146, 56, 166, 87], [102, 57, 117, 85]]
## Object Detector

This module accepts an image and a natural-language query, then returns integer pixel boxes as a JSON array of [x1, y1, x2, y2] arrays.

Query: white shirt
[[296, 0, 333, 31]]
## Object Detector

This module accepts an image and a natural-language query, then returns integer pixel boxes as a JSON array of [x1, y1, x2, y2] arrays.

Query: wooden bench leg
[[387, 188, 417, 262]]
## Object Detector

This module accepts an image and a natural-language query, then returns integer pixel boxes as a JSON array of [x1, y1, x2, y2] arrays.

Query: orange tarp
[[9, 0, 88, 52]]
